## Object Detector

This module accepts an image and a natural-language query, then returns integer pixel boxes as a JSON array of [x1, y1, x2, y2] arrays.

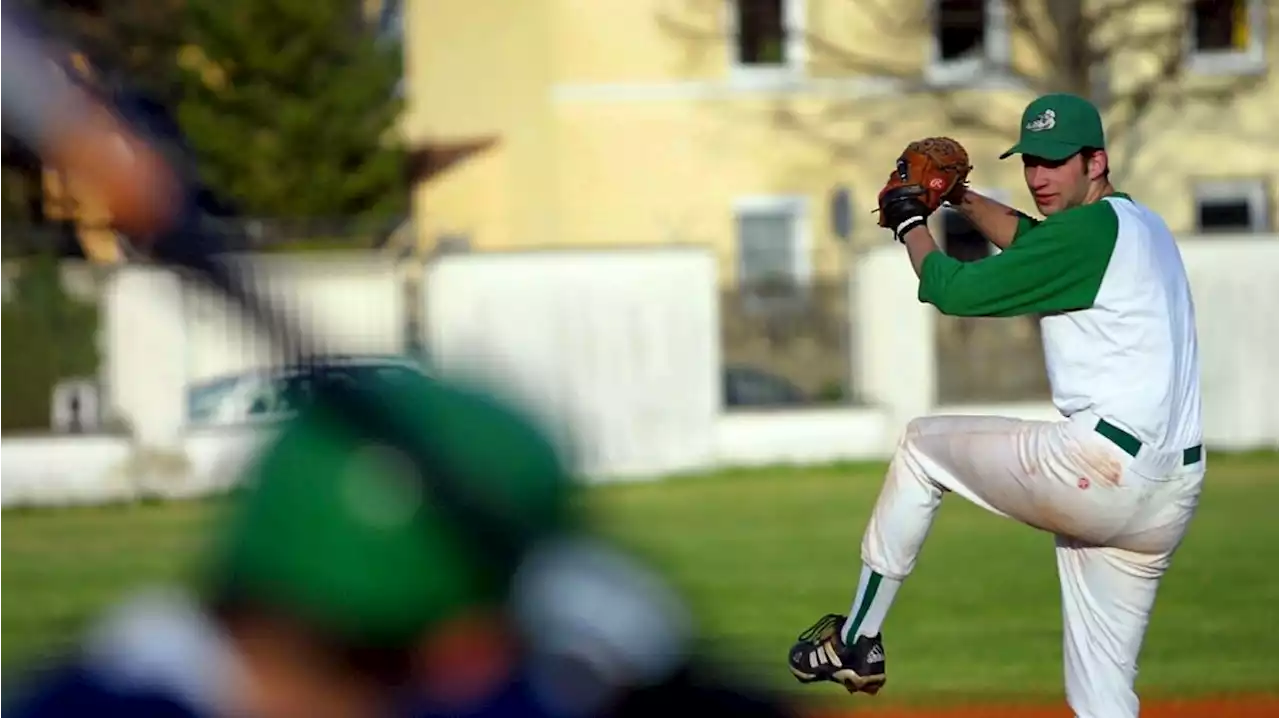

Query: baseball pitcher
[[787, 93, 1205, 718]]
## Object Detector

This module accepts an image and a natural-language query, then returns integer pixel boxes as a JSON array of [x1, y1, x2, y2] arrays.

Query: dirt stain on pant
[[1074, 446, 1124, 486]]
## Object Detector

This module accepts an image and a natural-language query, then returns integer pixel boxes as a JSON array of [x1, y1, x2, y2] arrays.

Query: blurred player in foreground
[[5, 321, 799, 718], [2, 9, 799, 718], [787, 95, 1205, 718], [4, 372, 665, 718]]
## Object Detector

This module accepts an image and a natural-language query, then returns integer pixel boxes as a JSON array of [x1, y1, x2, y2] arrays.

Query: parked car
[[186, 354, 431, 427], [189, 356, 810, 427]]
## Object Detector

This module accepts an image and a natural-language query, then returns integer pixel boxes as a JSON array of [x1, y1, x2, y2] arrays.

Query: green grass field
[[3, 452, 1277, 708]]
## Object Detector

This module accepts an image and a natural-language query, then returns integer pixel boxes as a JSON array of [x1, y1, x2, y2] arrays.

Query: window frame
[[1185, 0, 1267, 76], [733, 194, 813, 311], [926, 0, 1011, 86], [1191, 178, 1271, 234], [726, 0, 807, 86]]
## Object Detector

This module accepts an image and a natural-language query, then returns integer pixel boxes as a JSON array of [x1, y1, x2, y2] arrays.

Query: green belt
[[1094, 419, 1202, 465]]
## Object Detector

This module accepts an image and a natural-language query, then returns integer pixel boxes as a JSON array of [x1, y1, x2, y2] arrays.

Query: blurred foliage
[[14, 0, 407, 249], [172, 0, 408, 222], [1, 253, 100, 432], [33, 0, 186, 101], [1, 141, 46, 224]]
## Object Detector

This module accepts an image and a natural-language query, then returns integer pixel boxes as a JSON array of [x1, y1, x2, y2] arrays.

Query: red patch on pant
[[1077, 477, 1091, 490]]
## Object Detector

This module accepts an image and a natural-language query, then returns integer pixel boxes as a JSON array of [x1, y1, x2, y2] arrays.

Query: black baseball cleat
[[787, 613, 886, 695]]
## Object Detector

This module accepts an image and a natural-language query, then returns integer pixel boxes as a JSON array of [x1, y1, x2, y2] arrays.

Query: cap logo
[[1026, 109, 1056, 132], [343, 442, 425, 530]]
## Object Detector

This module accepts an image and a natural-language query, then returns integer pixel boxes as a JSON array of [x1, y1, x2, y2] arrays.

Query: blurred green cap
[[1000, 93, 1106, 161], [203, 371, 579, 647]]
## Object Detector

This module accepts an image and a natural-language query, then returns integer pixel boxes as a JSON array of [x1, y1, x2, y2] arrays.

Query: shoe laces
[[796, 613, 846, 644]]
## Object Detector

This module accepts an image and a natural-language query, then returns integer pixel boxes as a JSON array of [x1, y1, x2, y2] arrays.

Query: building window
[[928, 0, 1008, 84], [1192, 0, 1250, 53], [735, 196, 810, 311], [736, 0, 785, 65], [1187, 0, 1265, 74], [730, 0, 803, 77], [1193, 180, 1270, 233], [937, 0, 986, 63]]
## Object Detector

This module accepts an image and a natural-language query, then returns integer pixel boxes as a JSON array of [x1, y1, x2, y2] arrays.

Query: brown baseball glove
[[875, 138, 973, 236]]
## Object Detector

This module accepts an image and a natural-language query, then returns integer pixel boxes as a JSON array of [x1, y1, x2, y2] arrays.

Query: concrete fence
[[2, 235, 1276, 507]]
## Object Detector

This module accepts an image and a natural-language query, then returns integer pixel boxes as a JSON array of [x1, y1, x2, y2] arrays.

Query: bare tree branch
[[653, 7, 721, 43], [1082, 0, 1187, 41], [654, 0, 1267, 169], [803, 32, 918, 78], [1005, 0, 1054, 63], [851, 0, 927, 42]]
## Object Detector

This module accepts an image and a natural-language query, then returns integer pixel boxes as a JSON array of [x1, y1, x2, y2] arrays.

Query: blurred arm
[[1, 10, 90, 147], [1, 8, 181, 241]]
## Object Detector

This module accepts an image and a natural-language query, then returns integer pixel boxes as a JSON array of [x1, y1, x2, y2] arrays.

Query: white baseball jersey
[[917, 192, 1203, 473], [861, 192, 1205, 718], [1033, 195, 1202, 475]]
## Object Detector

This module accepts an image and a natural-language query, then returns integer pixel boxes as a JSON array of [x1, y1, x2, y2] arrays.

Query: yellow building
[[404, 0, 1278, 286]]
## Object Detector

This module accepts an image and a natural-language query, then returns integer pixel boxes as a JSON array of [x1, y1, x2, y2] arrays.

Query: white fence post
[[421, 248, 722, 480], [101, 266, 187, 452], [851, 246, 937, 452]]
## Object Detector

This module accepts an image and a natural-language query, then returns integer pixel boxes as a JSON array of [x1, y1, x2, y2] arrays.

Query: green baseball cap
[[200, 370, 580, 648], [1000, 93, 1106, 161]]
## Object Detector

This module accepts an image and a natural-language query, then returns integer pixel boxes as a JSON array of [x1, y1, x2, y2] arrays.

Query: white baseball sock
[[840, 565, 901, 643]]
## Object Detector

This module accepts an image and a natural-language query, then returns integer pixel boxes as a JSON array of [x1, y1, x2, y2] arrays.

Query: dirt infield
[[813, 694, 1279, 717]]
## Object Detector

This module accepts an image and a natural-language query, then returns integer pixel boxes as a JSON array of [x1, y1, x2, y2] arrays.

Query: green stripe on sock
[[844, 572, 882, 643]]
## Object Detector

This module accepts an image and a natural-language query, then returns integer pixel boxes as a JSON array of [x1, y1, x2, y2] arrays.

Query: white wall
[[1, 435, 136, 506], [3, 236, 1275, 507], [179, 254, 408, 385], [851, 244, 935, 451], [422, 248, 723, 480], [11, 253, 411, 507], [714, 409, 888, 467], [101, 267, 189, 450], [99, 253, 407, 449], [0, 427, 276, 507], [1178, 237, 1280, 449]]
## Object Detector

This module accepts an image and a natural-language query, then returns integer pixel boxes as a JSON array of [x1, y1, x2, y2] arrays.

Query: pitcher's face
[[1023, 150, 1107, 216]]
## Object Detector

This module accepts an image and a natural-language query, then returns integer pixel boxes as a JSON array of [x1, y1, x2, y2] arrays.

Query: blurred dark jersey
[[4, 591, 237, 718], [6, 662, 210, 718]]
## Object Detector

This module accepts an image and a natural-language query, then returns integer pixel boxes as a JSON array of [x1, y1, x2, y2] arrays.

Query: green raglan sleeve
[[918, 201, 1119, 317], [1012, 213, 1040, 241]]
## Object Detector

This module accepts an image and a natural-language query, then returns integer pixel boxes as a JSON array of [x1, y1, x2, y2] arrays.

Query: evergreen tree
[[174, 0, 407, 223], [1, 253, 100, 431]]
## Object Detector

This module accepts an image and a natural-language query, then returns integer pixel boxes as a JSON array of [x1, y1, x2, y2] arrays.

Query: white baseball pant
[[861, 411, 1204, 718]]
